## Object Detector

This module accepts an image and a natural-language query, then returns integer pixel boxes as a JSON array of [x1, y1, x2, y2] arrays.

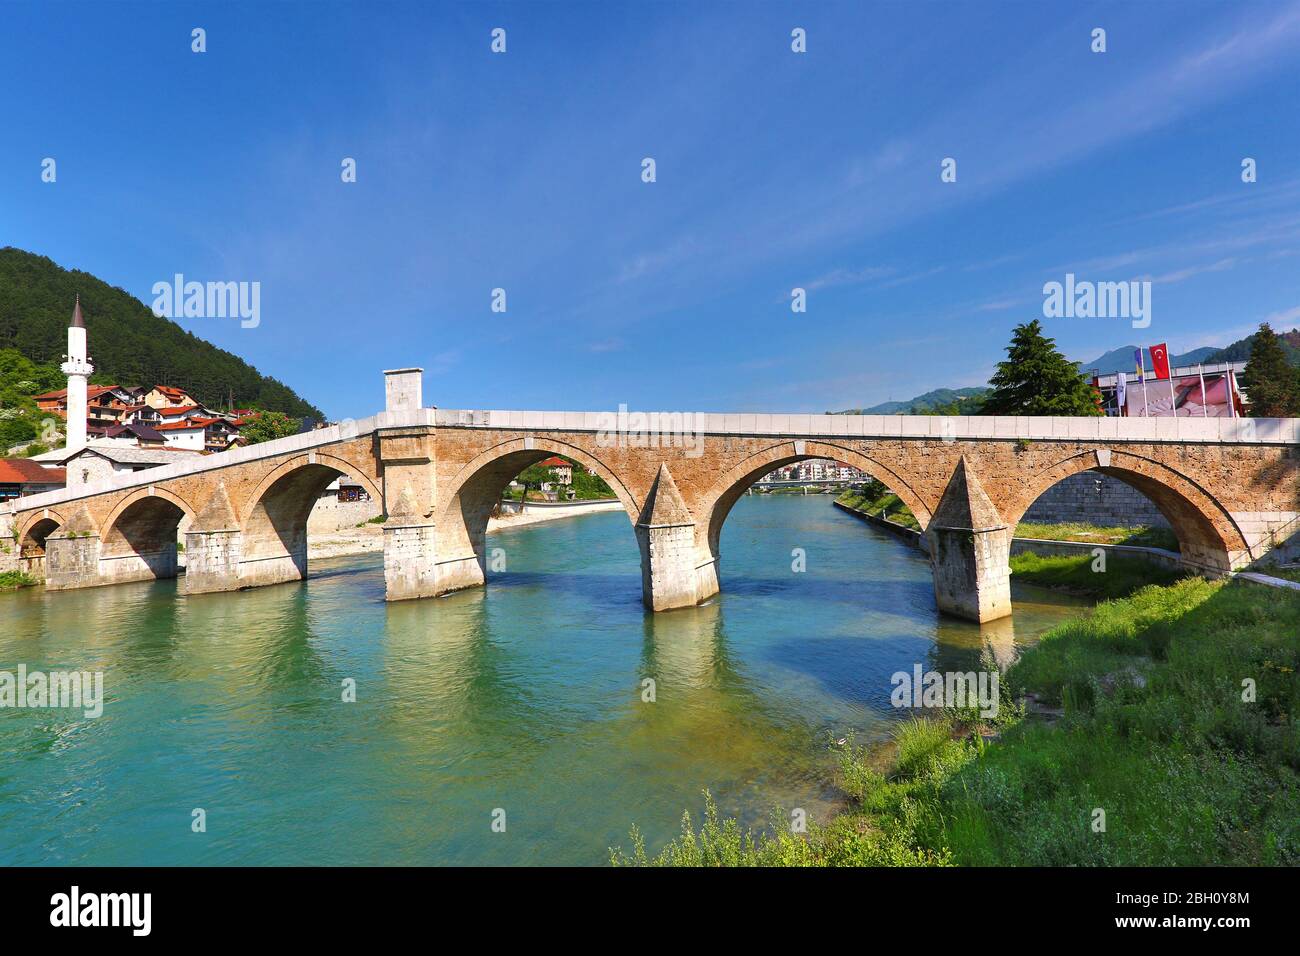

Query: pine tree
[[1242, 322, 1300, 417], [981, 320, 1102, 416]]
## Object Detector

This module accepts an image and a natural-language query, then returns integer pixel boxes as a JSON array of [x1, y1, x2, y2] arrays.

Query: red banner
[[1149, 342, 1171, 380]]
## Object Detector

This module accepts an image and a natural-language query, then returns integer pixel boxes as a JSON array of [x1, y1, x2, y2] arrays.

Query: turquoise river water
[[0, 495, 1087, 865]]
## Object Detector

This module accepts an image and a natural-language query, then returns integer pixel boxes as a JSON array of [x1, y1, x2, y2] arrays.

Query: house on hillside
[[100, 422, 166, 448], [140, 384, 199, 410], [121, 404, 163, 426], [155, 419, 208, 451], [190, 416, 243, 452], [34, 384, 133, 421], [0, 459, 66, 500], [539, 456, 573, 484]]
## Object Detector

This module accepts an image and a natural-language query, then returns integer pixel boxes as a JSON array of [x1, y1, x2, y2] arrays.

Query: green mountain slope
[[834, 387, 988, 415], [1208, 328, 1300, 365], [1074, 345, 1219, 375], [0, 247, 323, 419]]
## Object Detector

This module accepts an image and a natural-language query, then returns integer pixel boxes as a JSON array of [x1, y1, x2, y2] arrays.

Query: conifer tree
[[981, 320, 1102, 416], [1242, 323, 1300, 417]]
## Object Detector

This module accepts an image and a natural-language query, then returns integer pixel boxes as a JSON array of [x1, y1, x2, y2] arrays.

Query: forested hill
[[0, 248, 323, 419]]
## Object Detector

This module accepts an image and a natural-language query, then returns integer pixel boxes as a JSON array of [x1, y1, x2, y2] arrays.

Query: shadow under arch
[[1005, 449, 1252, 573], [240, 453, 384, 584], [434, 437, 640, 590], [18, 514, 63, 558], [99, 487, 197, 581], [699, 440, 932, 562]]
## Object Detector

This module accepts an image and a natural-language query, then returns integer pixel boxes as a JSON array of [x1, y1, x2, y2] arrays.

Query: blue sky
[[5, 0, 1300, 419]]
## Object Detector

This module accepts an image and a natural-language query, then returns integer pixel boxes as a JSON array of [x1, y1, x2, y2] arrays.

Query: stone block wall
[[1021, 471, 1168, 527], [307, 495, 382, 534]]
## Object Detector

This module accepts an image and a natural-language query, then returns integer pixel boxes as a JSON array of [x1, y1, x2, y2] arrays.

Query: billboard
[[1122, 371, 1238, 417]]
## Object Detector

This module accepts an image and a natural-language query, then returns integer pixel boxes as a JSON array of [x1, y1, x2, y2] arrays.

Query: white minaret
[[60, 295, 93, 452]]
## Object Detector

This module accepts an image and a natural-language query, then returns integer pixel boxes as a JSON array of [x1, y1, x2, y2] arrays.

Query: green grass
[[1014, 521, 1180, 551], [0, 570, 38, 589], [836, 487, 920, 530], [614, 575, 1300, 866], [1009, 551, 1188, 600]]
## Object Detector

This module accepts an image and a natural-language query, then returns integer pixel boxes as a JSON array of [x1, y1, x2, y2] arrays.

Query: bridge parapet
[[3, 407, 435, 516], [438, 409, 1300, 445]]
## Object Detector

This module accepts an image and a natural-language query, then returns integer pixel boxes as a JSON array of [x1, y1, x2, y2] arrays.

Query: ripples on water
[[0, 495, 1086, 865]]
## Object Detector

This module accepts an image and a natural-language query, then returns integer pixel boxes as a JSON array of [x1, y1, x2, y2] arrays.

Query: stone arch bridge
[[3, 370, 1298, 622]]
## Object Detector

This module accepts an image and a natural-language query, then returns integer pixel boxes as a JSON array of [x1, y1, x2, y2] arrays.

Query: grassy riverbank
[[1009, 551, 1187, 600], [834, 488, 1178, 550], [614, 560, 1300, 866], [836, 484, 921, 529]]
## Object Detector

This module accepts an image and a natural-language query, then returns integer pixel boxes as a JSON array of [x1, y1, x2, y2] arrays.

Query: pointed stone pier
[[925, 457, 1012, 623], [636, 463, 713, 611], [383, 485, 441, 601]]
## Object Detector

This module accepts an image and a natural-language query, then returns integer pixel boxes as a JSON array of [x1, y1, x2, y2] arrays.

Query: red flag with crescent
[[1149, 343, 1171, 381]]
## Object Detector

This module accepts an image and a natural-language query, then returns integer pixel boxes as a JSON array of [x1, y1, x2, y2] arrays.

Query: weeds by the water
[[1009, 551, 1187, 600], [0, 571, 37, 590], [613, 575, 1300, 867]]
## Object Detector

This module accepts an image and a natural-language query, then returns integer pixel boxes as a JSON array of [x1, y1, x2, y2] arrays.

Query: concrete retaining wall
[[496, 497, 623, 517]]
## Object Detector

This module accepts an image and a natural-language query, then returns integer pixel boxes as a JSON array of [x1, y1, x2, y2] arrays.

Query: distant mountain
[[832, 334, 1290, 417], [1207, 328, 1300, 365], [1074, 345, 1219, 376], [0, 247, 323, 419], [834, 387, 988, 416]]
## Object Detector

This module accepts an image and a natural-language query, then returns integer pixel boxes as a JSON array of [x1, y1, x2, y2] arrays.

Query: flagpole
[[1198, 363, 1208, 418], [1140, 350, 1149, 417]]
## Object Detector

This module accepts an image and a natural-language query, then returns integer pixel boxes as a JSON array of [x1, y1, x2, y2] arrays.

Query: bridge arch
[[699, 440, 932, 559], [1006, 449, 1251, 573], [239, 453, 384, 583], [17, 511, 66, 559], [438, 437, 638, 530], [98, 487, 198, 580]]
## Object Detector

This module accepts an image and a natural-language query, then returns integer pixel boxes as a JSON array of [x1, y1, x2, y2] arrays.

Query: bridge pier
[[0, 515, 17, 577], [382, 488, 443, 600], [42, 506, 105, 591], [184, 483, 245, 594], [44, 533, 102, 590], [926, 458, 1012, 624], [637, 464, 717, 611]]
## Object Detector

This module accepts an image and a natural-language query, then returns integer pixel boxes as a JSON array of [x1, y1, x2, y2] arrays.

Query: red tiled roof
[[155, 421, 206, 431], [539, 456, 570, 467], [0, 459, 66, 484], [33, 384, 122, 402], [159, 405, 202, 416], [152, 385, 192, 399]]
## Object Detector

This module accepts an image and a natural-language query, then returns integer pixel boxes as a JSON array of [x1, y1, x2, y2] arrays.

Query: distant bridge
[[749, 478, 860, 490], [3, 368, 1298, 622]]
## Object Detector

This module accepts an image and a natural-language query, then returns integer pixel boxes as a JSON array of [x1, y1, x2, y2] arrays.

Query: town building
[[0, 459, 67, 500], [59, 444, 199, 489], [540, 455, 573, 484], [140, 384, 200, 410], [154, 420, 208, 451]]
